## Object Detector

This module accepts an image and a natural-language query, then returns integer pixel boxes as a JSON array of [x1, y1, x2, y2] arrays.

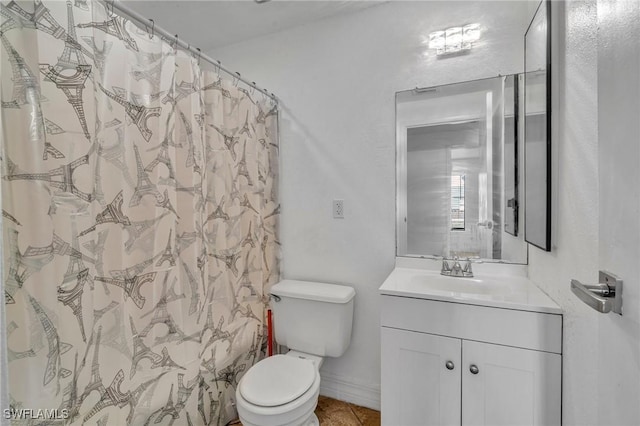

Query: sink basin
[[380, 265, 561, 314], [409, 274, 510, 296]]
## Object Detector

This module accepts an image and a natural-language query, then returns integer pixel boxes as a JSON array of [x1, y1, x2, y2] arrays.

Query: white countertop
[[380, 260, 562, 314]]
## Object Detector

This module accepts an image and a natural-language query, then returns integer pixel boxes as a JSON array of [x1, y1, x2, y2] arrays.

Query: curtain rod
[[106, 0, 278, 102]]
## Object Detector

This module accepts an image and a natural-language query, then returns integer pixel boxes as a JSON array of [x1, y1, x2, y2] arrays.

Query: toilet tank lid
[[271, 280, 355, 304]]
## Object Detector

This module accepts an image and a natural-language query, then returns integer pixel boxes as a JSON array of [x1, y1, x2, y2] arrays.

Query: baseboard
[[319, 371, 381, 411]]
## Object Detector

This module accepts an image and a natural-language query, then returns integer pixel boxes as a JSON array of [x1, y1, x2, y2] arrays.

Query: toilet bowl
[[236, 353, 322, 426], [236, 280, 355, 426]]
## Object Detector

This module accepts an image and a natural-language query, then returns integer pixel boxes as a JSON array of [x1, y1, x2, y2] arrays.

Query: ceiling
[[120, 1, 385, 52]]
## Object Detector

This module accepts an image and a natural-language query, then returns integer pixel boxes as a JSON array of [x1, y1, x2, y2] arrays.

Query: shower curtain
[[0, 0, 280, 424]]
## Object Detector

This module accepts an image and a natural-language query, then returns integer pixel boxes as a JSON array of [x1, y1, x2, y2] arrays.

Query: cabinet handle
[[469, 364, 479, 375], [445, 361, 455, 370]]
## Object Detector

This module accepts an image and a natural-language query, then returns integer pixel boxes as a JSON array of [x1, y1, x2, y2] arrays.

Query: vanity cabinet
[[380, 294, 562, 426], [381, 328, 461, 425], [461, 339, 560, 426]]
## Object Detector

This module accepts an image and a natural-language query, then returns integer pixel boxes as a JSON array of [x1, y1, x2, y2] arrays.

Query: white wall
[[209, 1, 529, 409], [595, 2, 640, 424], [527, 1, 601, 424], [529, 1, 640, 423]]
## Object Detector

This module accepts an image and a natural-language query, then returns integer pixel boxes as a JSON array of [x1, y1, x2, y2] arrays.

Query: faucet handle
[[462, 258, 473, 275], [441, 259, 451, 273]]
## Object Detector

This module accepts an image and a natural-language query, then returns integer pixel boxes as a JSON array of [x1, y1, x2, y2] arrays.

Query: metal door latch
[[571, 271, 623, 315]]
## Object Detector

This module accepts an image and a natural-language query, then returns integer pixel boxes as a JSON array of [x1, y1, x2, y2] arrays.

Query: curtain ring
[[250, 83, 256, 96], [233, 72, 241, 87], [148, 19, 154, 39], [216, 60, 221, 74], [173, 34, 179, 50], [196, 48, 201, 65]]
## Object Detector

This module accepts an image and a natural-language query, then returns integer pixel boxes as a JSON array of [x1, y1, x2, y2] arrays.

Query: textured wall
[[595, 0, 640, 424], [209, 1, 528, 408], [527, 1, 600, 424], [530, 1, 640, 424]]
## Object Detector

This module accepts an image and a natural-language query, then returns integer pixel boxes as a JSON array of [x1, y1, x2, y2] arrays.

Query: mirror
[[396, 75, 527, 264], [524, 0, 551, 251], [504, 75, 519, 236]]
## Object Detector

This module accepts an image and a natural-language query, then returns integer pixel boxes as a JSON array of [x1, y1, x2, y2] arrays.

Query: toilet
[[236, 279, 356, 426]]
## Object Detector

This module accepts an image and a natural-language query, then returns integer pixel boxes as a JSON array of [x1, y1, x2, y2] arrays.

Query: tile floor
[[315, 396, 381, 425], [229, 395, 381, 425]]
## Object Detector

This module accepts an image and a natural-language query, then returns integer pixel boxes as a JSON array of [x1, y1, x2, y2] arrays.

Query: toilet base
[[309, 413, 319, 426]]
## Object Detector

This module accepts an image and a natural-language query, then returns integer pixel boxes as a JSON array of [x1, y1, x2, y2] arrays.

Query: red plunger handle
[[267, 309, 273, 357]]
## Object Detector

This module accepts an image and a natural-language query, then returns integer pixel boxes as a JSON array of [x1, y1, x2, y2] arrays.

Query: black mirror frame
[[524, 0, 552, 251]]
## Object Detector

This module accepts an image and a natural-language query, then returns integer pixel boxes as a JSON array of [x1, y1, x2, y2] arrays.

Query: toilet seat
[[236, 355, 321, 426], [239, 355, 316, 407]]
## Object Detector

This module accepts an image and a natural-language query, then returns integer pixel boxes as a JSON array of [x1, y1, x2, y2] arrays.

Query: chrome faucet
[[441, 256, 474, 278]]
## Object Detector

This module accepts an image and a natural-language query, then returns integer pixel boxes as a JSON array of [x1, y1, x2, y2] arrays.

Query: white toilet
[[236, 279, 356, 426]]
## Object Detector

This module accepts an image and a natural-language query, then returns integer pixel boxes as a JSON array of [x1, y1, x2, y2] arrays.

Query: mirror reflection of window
[[451, 175, 465, 230]]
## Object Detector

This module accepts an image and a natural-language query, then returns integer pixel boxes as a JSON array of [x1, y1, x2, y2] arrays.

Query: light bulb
[[445, 27, 462, 53], [462, 23, 481, 43], [429, 31, 446, 50]]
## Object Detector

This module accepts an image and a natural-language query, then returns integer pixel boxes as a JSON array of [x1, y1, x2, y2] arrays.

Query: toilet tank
[[270, 280, 355, 358]]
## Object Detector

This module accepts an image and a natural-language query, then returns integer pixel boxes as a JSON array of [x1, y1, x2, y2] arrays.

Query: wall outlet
[[333, 199, 344, 219]]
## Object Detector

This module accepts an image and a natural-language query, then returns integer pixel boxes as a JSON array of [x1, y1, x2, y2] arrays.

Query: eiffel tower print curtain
[[0, 0, 280, 424]]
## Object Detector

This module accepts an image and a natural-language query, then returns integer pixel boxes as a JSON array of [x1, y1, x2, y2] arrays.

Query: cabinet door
[[462, 340, 561, 426], [381, 327, 461, 426]]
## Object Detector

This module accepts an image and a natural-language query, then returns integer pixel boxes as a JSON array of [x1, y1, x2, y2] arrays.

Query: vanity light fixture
[[429, 23, 481, 55]]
